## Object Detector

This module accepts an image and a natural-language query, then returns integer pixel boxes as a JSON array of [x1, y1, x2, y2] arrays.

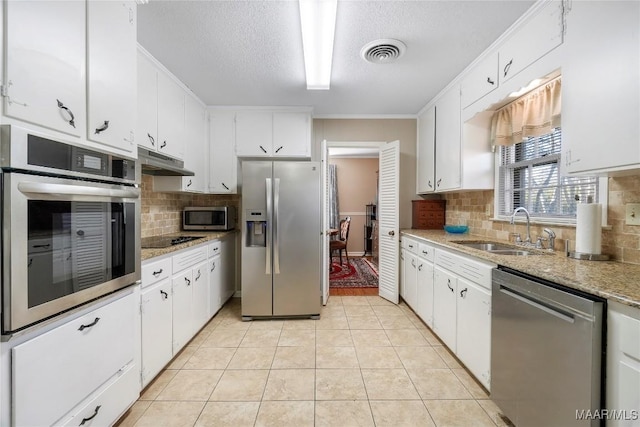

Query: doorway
[[327, 146, 380, 296]]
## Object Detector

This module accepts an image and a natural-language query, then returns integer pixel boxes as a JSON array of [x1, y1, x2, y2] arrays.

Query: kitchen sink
[[452, 241, 547, 256]]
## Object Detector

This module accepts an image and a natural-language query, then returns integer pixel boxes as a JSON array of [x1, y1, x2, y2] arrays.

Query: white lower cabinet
[[415, 243, 435, 327], [403, 252, 418, 309], [607, 301, 640, 426], [172, 270, 195, 353], [220, 235, 237, 303], [433, 266, 458, 352], [192, 260, 210, 330], [12, 292, 136, 427], [456, 278, 491, 389], [209, 254, 222, 316], [140, 280, 173, 388]]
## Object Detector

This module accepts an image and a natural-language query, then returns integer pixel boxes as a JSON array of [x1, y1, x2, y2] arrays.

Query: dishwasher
[[491, 267, 605, 427]]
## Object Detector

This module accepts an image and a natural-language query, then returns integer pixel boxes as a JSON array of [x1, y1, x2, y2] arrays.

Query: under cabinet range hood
[[138, 147, 194, 176]]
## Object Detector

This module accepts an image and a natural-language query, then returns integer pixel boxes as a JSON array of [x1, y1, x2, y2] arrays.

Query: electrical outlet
[[626, 203, 640, 225]]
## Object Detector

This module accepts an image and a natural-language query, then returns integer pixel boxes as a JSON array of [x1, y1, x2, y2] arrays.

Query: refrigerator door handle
[[274, 178, 280, 274], [266, 177, 272, 275]]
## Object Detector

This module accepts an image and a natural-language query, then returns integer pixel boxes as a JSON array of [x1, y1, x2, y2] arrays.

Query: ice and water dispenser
[[245, 210, 267, 247]]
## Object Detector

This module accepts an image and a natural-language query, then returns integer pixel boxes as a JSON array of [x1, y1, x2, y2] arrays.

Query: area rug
[[330, 258, 378, 288]]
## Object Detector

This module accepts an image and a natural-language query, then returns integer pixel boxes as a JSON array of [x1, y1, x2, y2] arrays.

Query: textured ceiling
[[137, 0, 535, 116]]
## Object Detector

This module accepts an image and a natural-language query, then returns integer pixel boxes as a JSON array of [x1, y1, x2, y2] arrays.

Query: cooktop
[[141, 235, 204, 249]]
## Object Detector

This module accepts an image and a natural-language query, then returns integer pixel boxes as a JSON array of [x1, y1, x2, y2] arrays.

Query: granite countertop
[[141, 230, 238, 261], [402, 229, 640, 309]]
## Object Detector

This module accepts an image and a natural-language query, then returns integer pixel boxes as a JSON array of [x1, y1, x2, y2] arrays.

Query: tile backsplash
[[442, 175, 640, 265], [141, 175, 240, 238]]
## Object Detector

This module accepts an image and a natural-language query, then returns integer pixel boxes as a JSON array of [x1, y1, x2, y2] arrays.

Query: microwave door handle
[[274, 178, 280, 275], [17, 182, 139, 200], [266, 178, 272, 275]]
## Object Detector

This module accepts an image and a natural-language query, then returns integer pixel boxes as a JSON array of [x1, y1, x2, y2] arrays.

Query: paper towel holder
[[565, 239, 610, 261]]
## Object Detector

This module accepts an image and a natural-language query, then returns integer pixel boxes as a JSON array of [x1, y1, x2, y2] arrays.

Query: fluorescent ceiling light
[[299, 0, 337, 90]]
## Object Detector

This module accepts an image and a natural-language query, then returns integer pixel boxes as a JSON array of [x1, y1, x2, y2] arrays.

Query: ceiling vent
[[360, 39, 406, 64]]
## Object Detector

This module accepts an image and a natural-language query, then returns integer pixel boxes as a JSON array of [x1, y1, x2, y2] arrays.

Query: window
[[498, 127, 600, 221]]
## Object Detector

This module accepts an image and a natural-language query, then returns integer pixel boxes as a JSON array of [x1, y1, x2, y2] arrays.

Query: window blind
[[498, 128, 599, 219]]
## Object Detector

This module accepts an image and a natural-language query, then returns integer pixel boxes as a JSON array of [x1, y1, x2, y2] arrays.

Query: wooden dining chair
[[330, 216, 351, 265]]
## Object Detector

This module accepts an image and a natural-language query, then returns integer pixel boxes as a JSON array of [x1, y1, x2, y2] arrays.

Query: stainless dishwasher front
[[491, 267, 604, 427]]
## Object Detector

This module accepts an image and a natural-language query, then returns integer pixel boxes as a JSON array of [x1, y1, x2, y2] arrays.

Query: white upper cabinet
[[4, 0, 86, 137], [235, 112, 273, 157], [87, 1, 137, 153], [272, 112, 311, 157], [498, 0, 563, 84], [460, 52, 499, 109], [562, 0, 640, 175], [235, 110, 311, 158], [137, 53, 158, 151], [416, 106, 436, 194], [209, 111, 238, 194], [136, 49, 185, 160], [434, 85, 462, 192]]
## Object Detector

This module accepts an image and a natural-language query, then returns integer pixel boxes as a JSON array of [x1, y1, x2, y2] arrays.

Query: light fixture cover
[[299, 0, 338, 90]]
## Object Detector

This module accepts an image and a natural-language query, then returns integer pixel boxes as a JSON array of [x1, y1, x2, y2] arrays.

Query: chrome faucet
[[543, 228, 556, 251], [510, 207, 532, 245]]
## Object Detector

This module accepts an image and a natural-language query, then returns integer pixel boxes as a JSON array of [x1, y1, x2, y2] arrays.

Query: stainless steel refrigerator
[[241, 161, 321, 320]]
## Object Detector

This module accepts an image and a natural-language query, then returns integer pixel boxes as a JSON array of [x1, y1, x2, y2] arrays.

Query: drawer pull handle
[[187, 179, 192, 187], [487, 77, 495, 85], [195, 270, 201, 281], [275, 146, 283, 153], [79, 405, 101, 425], [147, 133, 155, 146], [94, 120, 110, 134], [211, 262, 216, 272], [28, 258, 33, 267], [418, 264, 423, 271], [437, 178, 442, 188], [78, 317, 100, 331], [460, 288, 468, 298], [185, 278, 191, 286], [56, 99, 76, 128], [408, 244, 413, 249], [422, 250, 428, 255], [160, 290, 168, 300], [503, 59, 513, 77], [160, 140, 167, 149], [152, 269, 163, 277], [428, 180, 433, 188], [447, 279, 454, 292], [33, 243, 51, 249], [259, 145, 267, 153], [222, 182, 229, 190]]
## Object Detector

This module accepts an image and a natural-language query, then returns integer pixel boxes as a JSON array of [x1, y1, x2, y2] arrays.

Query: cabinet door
[[140, 280, 173, 388], [272, 112, 311, 158], [499, 0, 563, 83], [456, 278, 491, 390], [209, 255, 222, 317], [399, 248, 406, 299], [235, 112, 273, 157], [182, 96, 206, 192], [210, 112, 238, 193], [416, 106, 436, 194], [220, 236, 236, 303], [435, 86, 461, 191], [5, 0, 85, 137], [192, 261, 210, 330], [562, 1, 640, 174], [404, 252, 418, 310], [87, 1, 136, 154], [157, 73, 185, 159], [172, 271, 193, 353], [461, 52, 499, 108], [137, 52, 158, 150], [433, 267, 457, 352], [416, 259, 434, 328]]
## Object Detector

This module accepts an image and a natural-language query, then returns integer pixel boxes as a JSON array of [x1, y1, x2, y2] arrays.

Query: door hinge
[[0, 81, 28, 107]]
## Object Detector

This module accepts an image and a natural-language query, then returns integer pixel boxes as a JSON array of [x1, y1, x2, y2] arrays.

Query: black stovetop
[[140, 235, 204, 249]]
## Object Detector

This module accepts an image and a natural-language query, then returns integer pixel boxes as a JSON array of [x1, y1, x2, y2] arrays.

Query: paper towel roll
[[575, 203, 602, 254]]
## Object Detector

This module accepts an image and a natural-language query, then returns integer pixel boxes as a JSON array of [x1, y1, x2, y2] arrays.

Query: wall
[[329, 157, 378, 255], [141, 175, 241, 238], [442, 174, 640, 265], [313, 118, 417, 229]]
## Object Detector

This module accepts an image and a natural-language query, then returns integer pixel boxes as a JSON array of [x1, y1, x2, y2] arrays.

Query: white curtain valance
[[491, 78, 562, 147]]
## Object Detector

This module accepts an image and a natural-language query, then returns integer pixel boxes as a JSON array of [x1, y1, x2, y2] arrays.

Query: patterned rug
[[330, 258, 379, 288]]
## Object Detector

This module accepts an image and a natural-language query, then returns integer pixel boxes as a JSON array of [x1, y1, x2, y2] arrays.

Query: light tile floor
[[117, 296, 511, 427]]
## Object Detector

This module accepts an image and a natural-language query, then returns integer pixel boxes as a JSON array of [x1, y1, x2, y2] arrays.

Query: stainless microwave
[[183, 206, 236, 231]]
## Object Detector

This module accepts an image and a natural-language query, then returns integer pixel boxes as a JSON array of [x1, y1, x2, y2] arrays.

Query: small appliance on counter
[[182, 206, 236, 231]]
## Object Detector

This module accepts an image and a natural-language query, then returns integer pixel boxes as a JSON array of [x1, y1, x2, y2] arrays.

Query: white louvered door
[[378, 141, 400, 303]]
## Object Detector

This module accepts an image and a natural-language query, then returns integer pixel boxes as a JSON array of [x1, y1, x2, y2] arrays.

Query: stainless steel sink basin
[[452, 241, 544, 256]]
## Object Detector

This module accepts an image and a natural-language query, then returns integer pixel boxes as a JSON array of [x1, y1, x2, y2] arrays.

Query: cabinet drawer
[[59, 363, 138, 426], [619, 312, 640, 360], [13, 293, 135, 427], [402, 238, 418, 254], [142, 257, 171, 287], [418, 242, 435, 262], [173, 245, 208, 273], [435, 249, 495, 289], [209, 240, 221, 257]]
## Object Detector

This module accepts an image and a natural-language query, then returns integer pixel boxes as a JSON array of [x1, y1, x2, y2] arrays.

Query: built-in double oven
[[1, 126, 140, 334]]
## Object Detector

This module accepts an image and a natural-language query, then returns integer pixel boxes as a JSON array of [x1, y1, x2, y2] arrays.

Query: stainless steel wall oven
[[1, 126, 140, 334]]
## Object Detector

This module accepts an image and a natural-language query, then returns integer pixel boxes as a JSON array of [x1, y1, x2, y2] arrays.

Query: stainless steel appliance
[[183, 206, 236, 231], [1, 126, 140, 334], [241, 161, 321, 319], [491, 267, 604, 427], [138, 146, 194, 176]]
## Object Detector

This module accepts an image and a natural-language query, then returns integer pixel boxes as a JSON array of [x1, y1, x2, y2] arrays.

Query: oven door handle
[[18, 182, 140, 200]]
